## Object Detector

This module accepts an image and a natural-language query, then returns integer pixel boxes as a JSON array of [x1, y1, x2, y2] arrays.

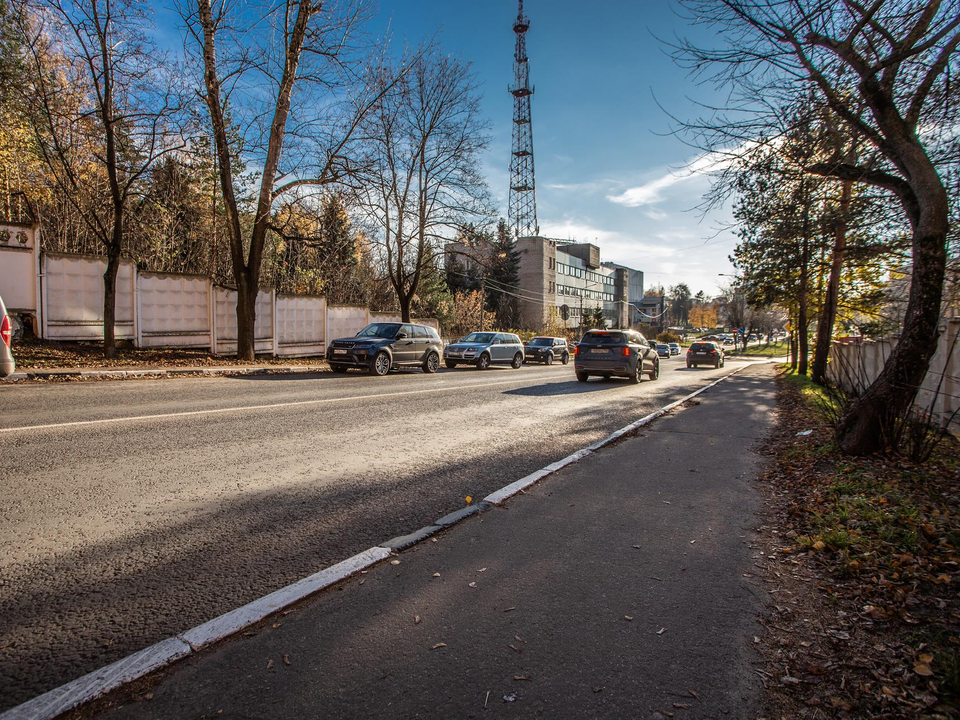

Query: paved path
[[77, 363, 777, 720], [0, 359, 762, 711]]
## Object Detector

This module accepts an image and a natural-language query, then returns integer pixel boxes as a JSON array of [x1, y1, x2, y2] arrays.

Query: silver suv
[[444, 332, 524, 370]]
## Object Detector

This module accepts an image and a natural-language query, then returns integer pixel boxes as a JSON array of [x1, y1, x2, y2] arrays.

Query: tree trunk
[[399, 291, 412, 323], [797, 182, 811, 376], [790, 314, 798, 371], [812, 179, 851, 385], [102, 206, 123, 359], [835, 151, 948, 454], [236, 271, 258, 361]]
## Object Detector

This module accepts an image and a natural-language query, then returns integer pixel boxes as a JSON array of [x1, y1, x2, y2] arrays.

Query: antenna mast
[[508, 0, 539, 238]]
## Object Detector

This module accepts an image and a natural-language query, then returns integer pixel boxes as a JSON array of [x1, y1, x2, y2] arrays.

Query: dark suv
[[686, 341, 725, 368], [327, 322, 443, 376], [574, 329, 659, 383], [524, 336, 570, 365]]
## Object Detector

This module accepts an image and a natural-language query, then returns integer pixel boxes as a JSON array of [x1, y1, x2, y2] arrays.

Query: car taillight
[[574, 345, 579, 356], [621, 346, 630, 357], [710, 349, 718, 355], [1, 315, 10, 348]]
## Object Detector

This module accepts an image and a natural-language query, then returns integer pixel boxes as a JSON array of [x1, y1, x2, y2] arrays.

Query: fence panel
[[43, 253, 135, 341], [325, 305, 369, 343], [276, 294, 325, 357], [0, 224, 39, 318], [138, 272, 211, 348], [213, 287, 274, 355]]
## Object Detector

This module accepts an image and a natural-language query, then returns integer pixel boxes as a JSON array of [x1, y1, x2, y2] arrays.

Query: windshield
[[463, 332, 495, 344], [356, 323, 401, 339], [529, 337, 551, 346], [581, 332, 626, 346]]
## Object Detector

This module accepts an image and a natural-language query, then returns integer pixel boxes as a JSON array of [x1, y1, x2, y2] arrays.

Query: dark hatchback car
[[524, 336, 570, 365], [686, 341, 725, 368], [574, 329, 659, 383], [326, 322, 443, 376]]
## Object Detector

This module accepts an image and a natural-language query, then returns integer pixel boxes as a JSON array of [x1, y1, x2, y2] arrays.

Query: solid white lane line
[[0, 376, 550, 434]]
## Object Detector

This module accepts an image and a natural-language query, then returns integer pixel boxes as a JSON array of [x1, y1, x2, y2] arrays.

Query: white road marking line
[[0, 375, 557, 434]]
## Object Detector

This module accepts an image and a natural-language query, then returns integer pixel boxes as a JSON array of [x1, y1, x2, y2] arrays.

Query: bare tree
[[17, 0, 186, 356], [354, 49, 493, 322], [179, 0, 393, 360], [673, 0, 960, 455]]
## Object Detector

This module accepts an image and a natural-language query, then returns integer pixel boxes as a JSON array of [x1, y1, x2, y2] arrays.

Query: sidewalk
[[71, 363, 777, 720], [4, 363, 327, 382]]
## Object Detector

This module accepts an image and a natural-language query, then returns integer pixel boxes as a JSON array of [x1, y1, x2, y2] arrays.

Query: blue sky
[[372, 0, 738, 297]]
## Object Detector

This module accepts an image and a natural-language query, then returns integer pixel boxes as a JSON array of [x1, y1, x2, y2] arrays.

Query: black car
[[686, 341, 725, 368], [326, 322, 443, 376], [574, 329, 660, 383], [524, 336, 570, 365]]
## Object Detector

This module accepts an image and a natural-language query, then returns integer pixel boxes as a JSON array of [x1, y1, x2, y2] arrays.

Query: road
[[0, 357, 755, 711]]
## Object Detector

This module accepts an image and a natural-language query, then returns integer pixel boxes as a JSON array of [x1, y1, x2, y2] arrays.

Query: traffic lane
[[0, 359, 743, 710], [0, 364, 568, 429]]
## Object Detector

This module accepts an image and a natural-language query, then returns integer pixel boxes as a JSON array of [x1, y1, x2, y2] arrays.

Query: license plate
[[591, 349, 610, 354], [448, 352, 460, 357], [333, 349, 347, 354]]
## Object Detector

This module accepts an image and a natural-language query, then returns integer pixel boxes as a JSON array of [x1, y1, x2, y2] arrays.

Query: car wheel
[[330, 364, 348, 373], [423, 352, 439, 374], [648, 358, 660, 381], [476, 352, 491, 370], [561, 352, 569, 365], [629, 361, 642, 384], [545, 352, 553, 365], [686, 361, 692, 368], [445, 360, 458, 369], [369, 351, 391, 376], [576, 371, 589, 382], [511, 353, 523, 369]]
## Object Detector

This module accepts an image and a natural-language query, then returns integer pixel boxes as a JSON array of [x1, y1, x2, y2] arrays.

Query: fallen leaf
[[657, 627, 667, 635], [414, 615, 421, 624], [592, 685, 603, 693], [689, 689, 700, 700], [432, 572, 441, 578], [469, 581, 477, 588], [513, 675, 530, 681], [913, 663, 934, 677], [390, 559, 401, 566], [632, 545, 642, 549], [690, 540, 697, 544], [502, 693, 517, 702], [282, 654, 291, 666], [509, 644, 522, 653], [624, 615, 634, 621], [781, 676, 801, 685], [266, 659, 274, 670], [478, 567, 487, 573], [431, 643, 447, 650], [145, 692, 154, 700], [503, 606, 516, 612], [358, 579, 365, 585], [673, 702, 692, 709]]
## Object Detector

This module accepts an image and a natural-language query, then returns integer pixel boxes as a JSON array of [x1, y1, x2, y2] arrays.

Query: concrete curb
[[0, 365, 754, 720], [2, 366, 326, 382]]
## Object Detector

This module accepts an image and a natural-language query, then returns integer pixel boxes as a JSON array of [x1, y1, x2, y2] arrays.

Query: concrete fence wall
[[0, 234, 437, 357], [827, 320, 960, 430]]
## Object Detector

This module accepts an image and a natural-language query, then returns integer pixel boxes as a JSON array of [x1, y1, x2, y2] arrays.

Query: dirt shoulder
[[753, 369, 959, 719]]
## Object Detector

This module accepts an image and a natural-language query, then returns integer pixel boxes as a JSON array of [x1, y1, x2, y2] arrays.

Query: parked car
[[574, 329, 659, 383], [524, 336, 570, 365], [0, 294, 14, 378], [326, 322, 443, 376], [668, 342, 681, 356], [444, 331, 524, 369], [655, 343, 671, 358], [686, 341, 725, 369]]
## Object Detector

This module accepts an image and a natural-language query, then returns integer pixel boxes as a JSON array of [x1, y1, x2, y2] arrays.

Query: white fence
[[827, 320, 960, 430], [0, 230, 437, 357]]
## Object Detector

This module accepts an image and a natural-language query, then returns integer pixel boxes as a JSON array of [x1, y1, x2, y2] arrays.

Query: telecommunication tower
[[508, 0, 539, 238]]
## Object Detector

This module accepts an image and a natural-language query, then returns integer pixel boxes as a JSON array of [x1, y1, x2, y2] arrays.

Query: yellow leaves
[[812, 540, 826, 551], [913, 654, 935, 677]]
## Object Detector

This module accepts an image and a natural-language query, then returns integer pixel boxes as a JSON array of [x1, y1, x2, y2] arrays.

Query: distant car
[[524, 336, 570, 365], [668, 342, 681, 356], [655, 343, 671, 358], [326, 322, 443, 376], [0, 294, 14, 378], [444, 331, 524, 369], [686, 341, 725, 369], [574, 329, 659, 383]]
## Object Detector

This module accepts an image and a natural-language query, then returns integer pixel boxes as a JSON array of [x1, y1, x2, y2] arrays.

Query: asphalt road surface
[[0, 357, 756, 711]]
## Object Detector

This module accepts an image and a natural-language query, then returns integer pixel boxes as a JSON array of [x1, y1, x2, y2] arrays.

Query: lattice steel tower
[[508, 0, 539, 238]]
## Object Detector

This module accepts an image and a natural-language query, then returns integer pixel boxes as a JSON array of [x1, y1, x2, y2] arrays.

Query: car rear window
[[690, 342, 715, 351], [581, 331, 626, 345]]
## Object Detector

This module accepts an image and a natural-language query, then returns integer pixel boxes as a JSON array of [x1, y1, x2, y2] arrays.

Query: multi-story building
[[445, 235, 645, 332]]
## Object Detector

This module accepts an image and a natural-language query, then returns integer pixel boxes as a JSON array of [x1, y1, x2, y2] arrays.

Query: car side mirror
[[396, 332, 407, 339]]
